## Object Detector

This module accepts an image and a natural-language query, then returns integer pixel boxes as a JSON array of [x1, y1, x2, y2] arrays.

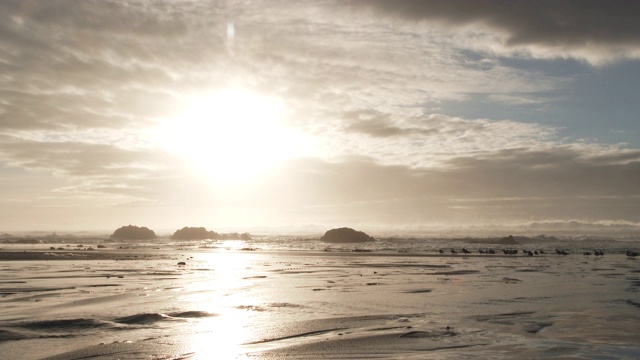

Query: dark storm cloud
[[352, 0, 640, 48]]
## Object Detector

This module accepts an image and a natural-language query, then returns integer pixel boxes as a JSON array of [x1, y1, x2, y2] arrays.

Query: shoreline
[[0, 250, 176, 261], [0, 248, 553, 261], [1, 248, 621, 262]]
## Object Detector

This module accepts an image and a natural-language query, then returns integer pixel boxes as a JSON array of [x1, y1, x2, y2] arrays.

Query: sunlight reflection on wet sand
[[1, 248, 640, 359]]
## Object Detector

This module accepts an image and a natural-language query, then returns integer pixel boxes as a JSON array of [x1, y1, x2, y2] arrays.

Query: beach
[[1, 239, 640, 359], [4, 1, 640, 359]]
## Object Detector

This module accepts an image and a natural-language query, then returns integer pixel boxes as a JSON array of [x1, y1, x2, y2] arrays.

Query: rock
[[321, 227, 375, 243], [171, 227, 219, 240], [170, 226, 252, 241], [110, 225, 157, 240], [498, 235, 518, 245]]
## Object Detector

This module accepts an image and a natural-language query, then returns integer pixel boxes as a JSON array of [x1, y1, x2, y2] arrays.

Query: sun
[[158, 89, 305, 185]]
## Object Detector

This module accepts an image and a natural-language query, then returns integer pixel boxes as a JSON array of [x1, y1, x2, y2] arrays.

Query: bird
[[479, 249, 485, 254], [583, 251, 592, 256], [626, 250, 639, 257], [439, 249, 444, 254], [526, 251, 534, 256], [451, 249, 457, 254], [462, 248, 471, 255], [594, 249, 604, 256], [487, 249, 496, 254]]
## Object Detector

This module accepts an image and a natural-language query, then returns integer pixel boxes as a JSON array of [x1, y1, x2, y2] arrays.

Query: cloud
[[0, 135, 161, 176], [9, 127, 638, 213], [235, 146, 640, 226], [0, 0, 562, 138], [322, 112, 560, 168], [343, 109, 438, 138], [1, 135, 639, 229], [1, 0, 638, 230], [351, 0, 640, 64], [443, 147, 640, 198], [0, 0, 230, 132]]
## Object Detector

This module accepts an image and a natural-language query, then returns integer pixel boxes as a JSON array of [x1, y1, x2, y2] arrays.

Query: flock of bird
[[438, 248, 639, 257]]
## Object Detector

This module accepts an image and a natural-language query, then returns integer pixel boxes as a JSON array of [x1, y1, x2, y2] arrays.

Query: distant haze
[[0, 1, 639, 233]]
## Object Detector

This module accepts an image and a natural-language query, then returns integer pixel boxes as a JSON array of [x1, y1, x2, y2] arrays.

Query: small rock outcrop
[[110, 225, 157, 240], [321, 227, 375, 243], [171, 227, 219, 240], [171, 227, 252, 241], [498, 235, 518, 245]]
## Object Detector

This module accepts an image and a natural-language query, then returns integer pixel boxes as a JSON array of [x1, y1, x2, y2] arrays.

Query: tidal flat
[[1, 240, 640, 359]]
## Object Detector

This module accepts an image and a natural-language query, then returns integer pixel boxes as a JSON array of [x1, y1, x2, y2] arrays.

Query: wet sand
[[1, 248, 639, 359]]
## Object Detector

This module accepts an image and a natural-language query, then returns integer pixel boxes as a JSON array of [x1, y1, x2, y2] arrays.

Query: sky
[[1, 0, 639, 233]]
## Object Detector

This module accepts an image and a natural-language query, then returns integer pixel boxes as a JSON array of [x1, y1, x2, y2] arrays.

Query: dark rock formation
[[498, 235, 518, 245], [110, 225, 157, 240], [171, 227, 219, 240], [321, 227, 375, 243], [171, 227, 252, 241]]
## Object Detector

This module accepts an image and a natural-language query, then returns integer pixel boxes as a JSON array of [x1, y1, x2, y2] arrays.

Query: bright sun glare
[[159, 89, 305, 184]]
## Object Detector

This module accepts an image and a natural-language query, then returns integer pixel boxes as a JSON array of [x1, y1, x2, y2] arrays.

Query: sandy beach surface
[[1, 239, 640, 359]]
